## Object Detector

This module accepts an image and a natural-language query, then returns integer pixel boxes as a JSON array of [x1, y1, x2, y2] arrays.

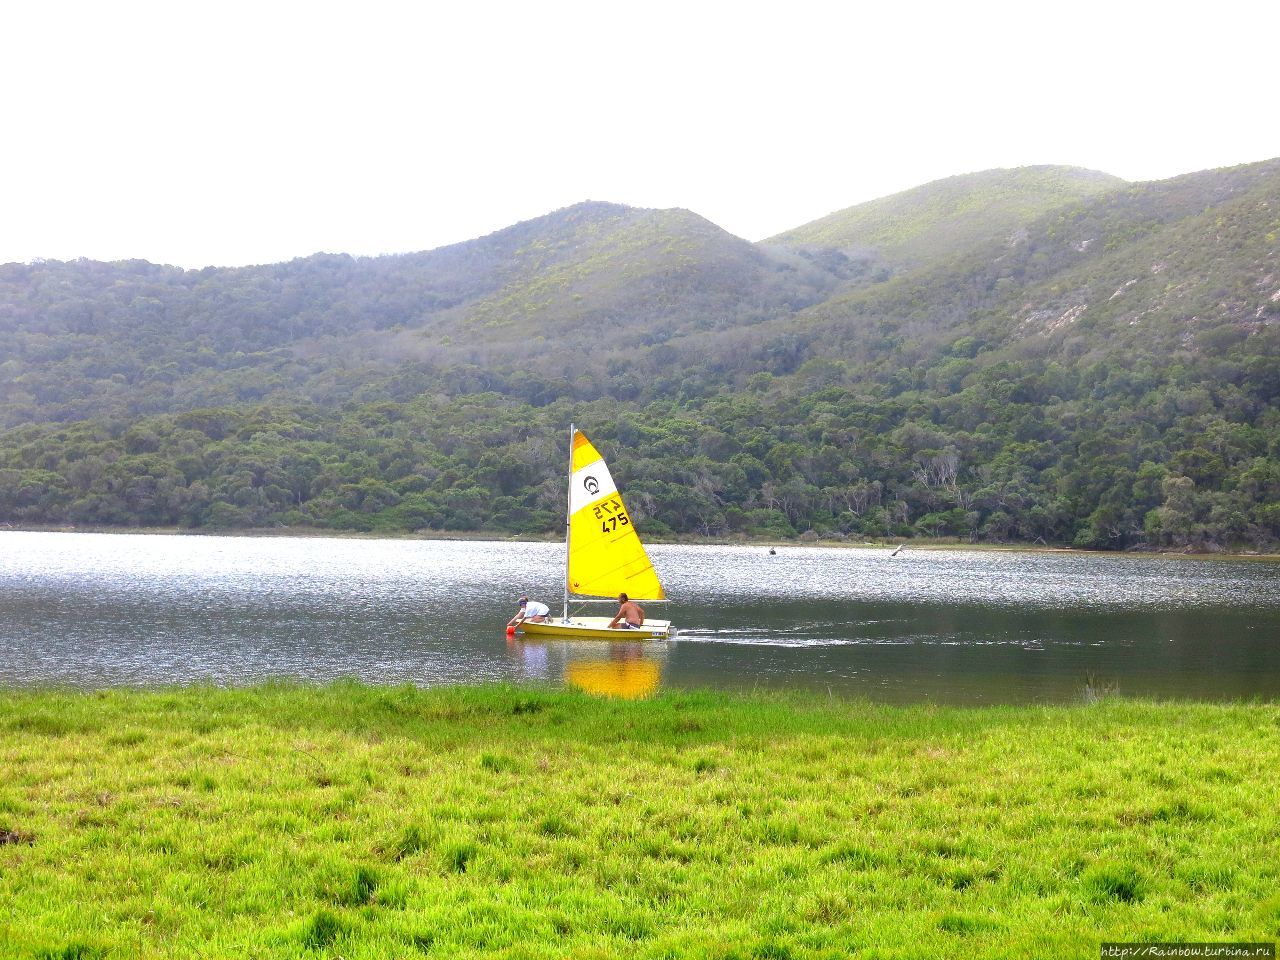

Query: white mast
[[562, 422, 574, 623]]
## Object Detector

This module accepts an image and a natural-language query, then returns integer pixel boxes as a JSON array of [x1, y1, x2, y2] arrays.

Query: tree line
[[3, 347, 1277, 551]]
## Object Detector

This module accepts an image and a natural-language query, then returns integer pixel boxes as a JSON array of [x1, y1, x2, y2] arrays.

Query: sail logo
[[569, 464, 617, 515]]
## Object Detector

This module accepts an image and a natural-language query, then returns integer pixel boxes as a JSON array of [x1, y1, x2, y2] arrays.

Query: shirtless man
[[607, 593, 645, 630]]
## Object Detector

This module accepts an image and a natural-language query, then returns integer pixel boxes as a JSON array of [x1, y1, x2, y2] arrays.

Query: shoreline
[[3, 522, 1278, 562]]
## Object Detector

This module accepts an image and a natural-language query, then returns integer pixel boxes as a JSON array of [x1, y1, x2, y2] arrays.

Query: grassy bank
[[2, 685, 1277, 958]]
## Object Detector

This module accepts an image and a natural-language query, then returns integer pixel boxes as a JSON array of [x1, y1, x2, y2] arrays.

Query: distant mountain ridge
[[0, 200, 842, 422], [0, 166, 1135, 425], [2, 159, 1278, 551]]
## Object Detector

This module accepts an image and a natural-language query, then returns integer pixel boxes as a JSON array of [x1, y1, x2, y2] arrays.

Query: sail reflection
[[505, 638, 665, 698], [566, 645, 661, 699]]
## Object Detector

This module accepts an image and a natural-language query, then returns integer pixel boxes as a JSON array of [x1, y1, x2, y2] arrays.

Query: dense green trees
[[3, 348, 1278, 551], [2, 162, 1279, 550]]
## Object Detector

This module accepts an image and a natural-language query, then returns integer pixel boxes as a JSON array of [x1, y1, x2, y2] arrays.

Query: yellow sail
[[566, 430, 665, 600]]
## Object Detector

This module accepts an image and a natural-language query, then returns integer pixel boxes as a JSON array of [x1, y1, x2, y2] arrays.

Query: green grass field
[[1, 684, 1277, 958]]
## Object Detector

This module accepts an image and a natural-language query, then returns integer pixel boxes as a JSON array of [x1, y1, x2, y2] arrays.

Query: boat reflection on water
[[505, 637, 666, 699], [565, 643, 661, 699]]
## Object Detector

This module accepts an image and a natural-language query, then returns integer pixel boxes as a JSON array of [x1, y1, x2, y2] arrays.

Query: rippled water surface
[[2, 531, 1278, 703]]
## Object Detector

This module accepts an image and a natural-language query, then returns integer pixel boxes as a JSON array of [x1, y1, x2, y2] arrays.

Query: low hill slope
[[772, 159, 1279, 364], [414, 203, 837, 357], [989, 159, 1280, 357], [767, 166, 1124, 273], [0, 202, 835, 426]]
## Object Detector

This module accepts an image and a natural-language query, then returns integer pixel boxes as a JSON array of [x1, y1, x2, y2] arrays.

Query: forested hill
[[2, 160, 1278, 552], [0, 203, 836, 425]]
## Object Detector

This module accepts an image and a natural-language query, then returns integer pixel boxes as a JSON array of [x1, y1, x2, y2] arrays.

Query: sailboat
[[516, 425, 674, 640]]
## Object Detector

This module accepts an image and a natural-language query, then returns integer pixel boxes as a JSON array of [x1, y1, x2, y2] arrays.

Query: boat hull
[[518, 616, 672, 641]]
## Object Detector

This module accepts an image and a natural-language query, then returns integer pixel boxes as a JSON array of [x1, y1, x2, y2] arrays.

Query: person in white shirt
[[508, 596, 550, 627]]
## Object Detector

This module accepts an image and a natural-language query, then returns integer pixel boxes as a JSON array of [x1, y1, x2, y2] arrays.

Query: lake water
[[1, 531, 1278, 704]]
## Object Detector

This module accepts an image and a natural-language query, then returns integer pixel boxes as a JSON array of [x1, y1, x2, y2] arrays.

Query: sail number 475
[[594, 498, 631, 533]]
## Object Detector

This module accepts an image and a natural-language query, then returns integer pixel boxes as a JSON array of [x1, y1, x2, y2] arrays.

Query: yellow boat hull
[[518, 616, 672, 641]]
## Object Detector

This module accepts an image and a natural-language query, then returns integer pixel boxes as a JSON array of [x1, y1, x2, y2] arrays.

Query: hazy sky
[[3, 0, 1277, 268]]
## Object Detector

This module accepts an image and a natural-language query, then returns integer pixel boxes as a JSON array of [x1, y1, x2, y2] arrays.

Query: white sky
[[2, 0, 1277, 269]]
